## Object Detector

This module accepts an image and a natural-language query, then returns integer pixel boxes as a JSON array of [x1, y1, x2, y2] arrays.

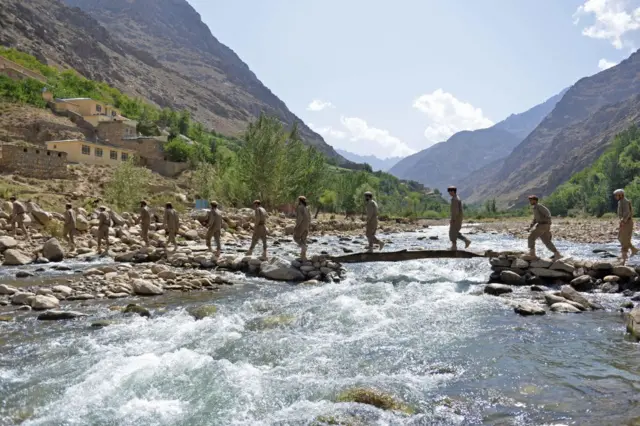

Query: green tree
[[192, 162, 217, 201], [164, 138, 193, 162], [104, 159, 151, 211]]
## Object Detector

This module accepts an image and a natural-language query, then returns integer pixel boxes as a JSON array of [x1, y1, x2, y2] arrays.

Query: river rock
[[490, 258, 511, 267], [550, 302, 582, 313], [157, 270, 177, 280], [0, 284, 18, 295], [29, 203, 51, 226], [37, 310, 88, 320], [184, 230, 199, 241], [29, 295, 60, 310], [11, 292, 35, 305], [627, 307, 640, 341], [484, 283, 513, 296], [500, 270, 525, 285], [123, 303, 151, 317], [188, 305, 217, 320], [42, 238, 65, 262], [550, 260, 575, 274], [131, 279, 164, 296], [109, 210, 126, 227], [544, 293, 568, 306], [0, 236, 17, 252], [510, 258, 529, 270], [151, 264, 170, 274], [570, 275, 594, 291], [260, 257, 305, 281], [529, 268, 571, 279], [604, 275, 620, 283], [592, 262, 614, 271], [3, 249, 32, 266], [514, 302, 546, 316], [560, 285, 591, 310], [76, 215, 89, 231], [613, 266, 637, 278], [530, 259, 553, 268], [52, 285, 73, 297]]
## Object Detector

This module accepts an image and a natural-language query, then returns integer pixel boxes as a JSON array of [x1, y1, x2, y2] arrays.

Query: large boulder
[[550, 260, 575, 274], [109, 210, 126, 227], [28, 202, 52, 226], [613, 266, 637, 279], [626, 307, 640, 341], [37, 310, 88, 320], [260, 257, 305, 281], [11, 292, 35, 305], [131, 279, 164, 296], [0, 236, 17, 252], [42, 238, 64, 262], [0, 284, 18, 295], [560, 285, 592, 310], [500, 270, 525, 285], [550, 302, 582, 313], [29, 295, 60, 310], [76, 215, 90, 231], [570, 275, 594, 291], [514, 302, 546, 316], [529, 268, 572, 279], [3, 249, 32, 266]]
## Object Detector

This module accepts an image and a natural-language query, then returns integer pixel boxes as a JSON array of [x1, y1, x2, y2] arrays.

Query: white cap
[[614, 189, 625, 195]]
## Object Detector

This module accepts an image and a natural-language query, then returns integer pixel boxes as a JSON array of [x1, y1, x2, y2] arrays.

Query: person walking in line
[[63, 203, 76, 250], [246, 200, 268, 260], [205, 201, 223, 257], [447, 186, 471, 251], [97, 205, 111, 254], [526, 195, 562, 260], [614, 189, 638, 265], [364, 191, 384, 252], [138, 200, 151, 247], [164, 202, 180, 252], [9, 196, 30, 241], [293, 196, 311, 260]]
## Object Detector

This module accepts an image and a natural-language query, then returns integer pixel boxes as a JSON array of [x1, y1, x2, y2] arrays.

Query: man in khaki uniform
[[9, 196, 30, 241], [247, 200, 268, 259], [364, 191, 384, 252], [138, 200, 151, 247], [447, 186, 471, 251], [614, 189, 638, 264], [63, 203, 76, 249], [293, 196, 311, 260], [164, 202, 180, 251], [526, 195, 562, 260], [97, 206, 111, 254], [205, 201, 223, 256]]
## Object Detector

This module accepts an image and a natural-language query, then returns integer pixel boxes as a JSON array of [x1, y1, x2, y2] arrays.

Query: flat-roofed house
[[45, 140, 136, 166]]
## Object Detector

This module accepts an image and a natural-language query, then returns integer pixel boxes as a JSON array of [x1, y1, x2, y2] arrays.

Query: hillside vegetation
[[0, 48, 452, 217], [546, 125, 640, 217]]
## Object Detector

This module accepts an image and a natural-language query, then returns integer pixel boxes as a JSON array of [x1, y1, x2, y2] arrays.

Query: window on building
[[95, 148, 103, 157], [53, 145, 57, 149], [23, 148, 27, 153], [35, 150, 40, 154], [96, 105, 102, 113], [121, 152, 129, 161], [110, 150, 117, 160], [82, 145, 91, 155]]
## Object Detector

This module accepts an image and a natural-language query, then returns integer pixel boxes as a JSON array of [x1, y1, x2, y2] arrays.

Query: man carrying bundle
[[526, 195, 562, 260]]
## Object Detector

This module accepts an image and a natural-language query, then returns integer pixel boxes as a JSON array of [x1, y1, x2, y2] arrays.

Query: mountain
[[335, 149, 404, 171], [0, 0, 349, 164], [461, 50, 640, 206], [389, 90, 564, 192]]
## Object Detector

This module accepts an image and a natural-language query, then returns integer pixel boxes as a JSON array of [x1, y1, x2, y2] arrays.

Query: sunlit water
[[1, 226, 639, 425]]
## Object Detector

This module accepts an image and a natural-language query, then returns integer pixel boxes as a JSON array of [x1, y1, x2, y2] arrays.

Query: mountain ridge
[[335, 149, 404, 171]]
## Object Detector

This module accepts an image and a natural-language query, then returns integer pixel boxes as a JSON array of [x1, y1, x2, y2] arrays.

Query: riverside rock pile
[[485, 253, 640, 323]]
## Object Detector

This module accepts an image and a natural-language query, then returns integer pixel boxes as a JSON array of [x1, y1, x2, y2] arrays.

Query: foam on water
[[2, 229, 640, 425]]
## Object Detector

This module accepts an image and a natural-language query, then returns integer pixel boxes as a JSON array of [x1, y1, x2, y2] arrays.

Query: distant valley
[[335, 150, 404, 172]]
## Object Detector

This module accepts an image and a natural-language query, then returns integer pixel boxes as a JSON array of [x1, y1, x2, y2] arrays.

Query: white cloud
[[412, 89, 494, 144], [308, 123, 347, 139], [306, 99, 334, 111], [339, 116, 416, 157], [598, 58, 618, 69], [573, 0, 640, 49]]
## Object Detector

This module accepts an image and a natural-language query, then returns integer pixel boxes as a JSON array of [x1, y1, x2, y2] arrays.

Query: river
[[1, 227, 639, 425]]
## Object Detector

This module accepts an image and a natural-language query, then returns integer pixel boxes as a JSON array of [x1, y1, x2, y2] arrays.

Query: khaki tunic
[[528, 203, 557, 252], [164, 209, 180, 245], [63, 209, 76, 244], [97, 211, 110, 248], [206, 208, 222, 250], [618, 198, 635, 251], [140, 206, 151, 244], [249, 207, 268, 250], [293, 204, 310, 248], [449, 195, 469, 244], [365, 199, 381, 246], [11, 201, 27, 230]]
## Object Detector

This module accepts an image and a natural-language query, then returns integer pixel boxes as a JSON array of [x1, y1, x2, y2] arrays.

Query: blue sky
[[187, 0, 640, 158]]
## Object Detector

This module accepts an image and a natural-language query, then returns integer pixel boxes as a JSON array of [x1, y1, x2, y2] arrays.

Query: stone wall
[[140, 157, 190, 177], [0, 145, 68, 179]]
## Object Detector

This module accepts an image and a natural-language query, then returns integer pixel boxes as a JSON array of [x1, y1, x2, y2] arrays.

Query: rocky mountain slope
[[0, 0, 348, 163], [389, 90, 564, 192], [335, 149, 404, 171], [461, 51, 640, 206]]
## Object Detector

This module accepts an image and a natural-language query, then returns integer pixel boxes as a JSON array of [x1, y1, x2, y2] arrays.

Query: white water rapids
[[1, 226, 640, 425]]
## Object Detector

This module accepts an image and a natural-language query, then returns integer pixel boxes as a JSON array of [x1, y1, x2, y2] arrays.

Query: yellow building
[[84, 115, 138, 136], [52, 98, 121, 118], [45, 140, 136, 166]]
